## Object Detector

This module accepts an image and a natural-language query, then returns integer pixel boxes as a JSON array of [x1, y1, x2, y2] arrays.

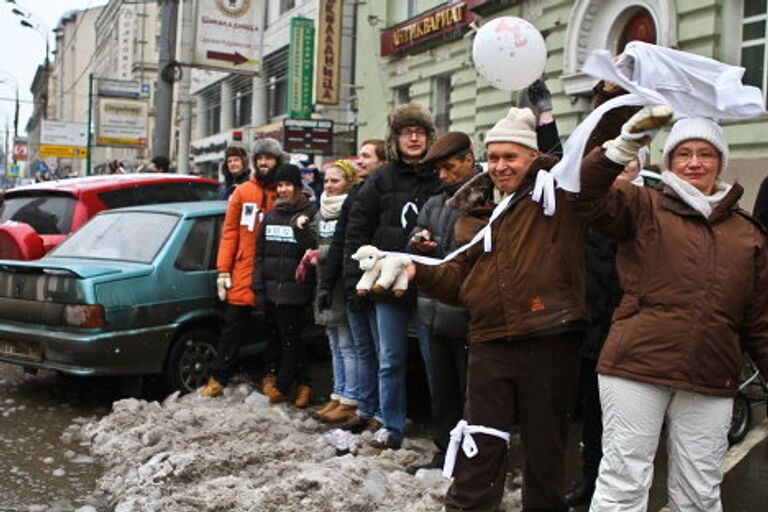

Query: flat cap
[[420, 132, 472, 166]]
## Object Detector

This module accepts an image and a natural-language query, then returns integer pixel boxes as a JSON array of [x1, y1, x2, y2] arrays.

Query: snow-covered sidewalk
[[67, 381, 523, 511]]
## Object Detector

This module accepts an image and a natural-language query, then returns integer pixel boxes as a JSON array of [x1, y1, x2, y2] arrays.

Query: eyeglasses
[[399, 128, 427, 138], [671, 150, 719, 164]]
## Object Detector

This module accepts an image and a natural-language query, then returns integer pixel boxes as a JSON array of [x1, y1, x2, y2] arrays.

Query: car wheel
[[728, 392, 751, 446], [166, 328, 219, 393]]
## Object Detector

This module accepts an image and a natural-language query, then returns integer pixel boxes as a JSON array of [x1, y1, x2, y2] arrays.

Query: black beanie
[[273, 164, 303, 189]]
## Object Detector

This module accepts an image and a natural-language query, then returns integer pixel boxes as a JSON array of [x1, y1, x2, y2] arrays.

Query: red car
[[0, 174, 220, 260]]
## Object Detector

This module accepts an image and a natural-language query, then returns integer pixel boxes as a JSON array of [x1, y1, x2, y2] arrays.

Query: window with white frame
[[741, 0, 768, 107], [433, 75, 451, 134]]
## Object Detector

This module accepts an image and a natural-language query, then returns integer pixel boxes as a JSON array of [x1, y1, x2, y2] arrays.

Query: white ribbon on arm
[[442, 420, 511, 478]]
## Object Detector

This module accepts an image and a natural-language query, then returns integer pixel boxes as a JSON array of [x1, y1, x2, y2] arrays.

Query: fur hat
[[485, 107, 538, 150], [222, 146, 249, 176], [420, 132, 472, 166], [385, 103, 437, 161], [662, 117, 729, 172], [273, 164, 303, 189], [251, 137, 288, 166]]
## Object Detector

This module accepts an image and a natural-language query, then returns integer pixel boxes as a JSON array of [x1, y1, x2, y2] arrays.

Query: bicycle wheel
[[728, 392, 751, 446]]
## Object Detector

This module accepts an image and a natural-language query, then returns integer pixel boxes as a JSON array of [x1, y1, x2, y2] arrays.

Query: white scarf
[[660, 171, 732, 218], [319, 192, 346, 220], [533, 41, 765, 216]]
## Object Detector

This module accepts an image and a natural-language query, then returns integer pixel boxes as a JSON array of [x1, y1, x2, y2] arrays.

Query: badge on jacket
[[240, 203, 259, 232]]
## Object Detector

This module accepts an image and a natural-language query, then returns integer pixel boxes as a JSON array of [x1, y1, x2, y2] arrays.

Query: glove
[[295, 248, 320, 283], [525, 79, 553, 116], [317, 289, 332, 311], [602, 104, 674, 165], [216, 272, 232, 302]]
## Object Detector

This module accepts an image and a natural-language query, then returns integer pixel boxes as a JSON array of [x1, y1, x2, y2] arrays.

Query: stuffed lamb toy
[[351, 245, 411, 297]]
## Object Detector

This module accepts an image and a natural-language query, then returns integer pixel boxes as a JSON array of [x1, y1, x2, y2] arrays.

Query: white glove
[[216, 272, 232, 301], [602, 104, 673, 165]]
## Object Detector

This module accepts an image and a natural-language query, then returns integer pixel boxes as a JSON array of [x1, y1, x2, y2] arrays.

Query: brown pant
[[445, 332, 581, 512]]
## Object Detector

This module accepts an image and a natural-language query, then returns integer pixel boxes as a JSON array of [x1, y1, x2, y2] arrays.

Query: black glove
[[525, 79, 553, 116], [317, 289, 332, 311]]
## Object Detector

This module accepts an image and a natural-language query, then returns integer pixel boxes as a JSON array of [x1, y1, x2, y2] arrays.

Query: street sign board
[[39, 145, 88, 159], [315, 0, 342, 105], [40, 120, 87, 146], [97, 78, 149, 98], [193, 0, 263, 74], [95, 98, 149, 147], [283, 119, 333, 154], [287, 17, 315, 119]]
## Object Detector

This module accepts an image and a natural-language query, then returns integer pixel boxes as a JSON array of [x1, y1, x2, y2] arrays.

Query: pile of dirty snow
[[66, 382, 522, 511]]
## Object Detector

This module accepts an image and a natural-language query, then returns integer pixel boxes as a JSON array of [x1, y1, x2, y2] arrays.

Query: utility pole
[[152, 0, 179, 164], [176, 0, 194, 174]]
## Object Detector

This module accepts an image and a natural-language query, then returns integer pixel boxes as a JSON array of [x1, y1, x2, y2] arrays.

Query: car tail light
[[63, 304, 106, 328]]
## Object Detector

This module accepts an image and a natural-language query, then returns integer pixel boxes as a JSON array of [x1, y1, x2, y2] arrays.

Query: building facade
[[355, 0, 768, 208], [190, 0, 357, 178]]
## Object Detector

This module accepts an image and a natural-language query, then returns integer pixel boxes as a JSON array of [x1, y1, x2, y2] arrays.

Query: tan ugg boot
[[293, 385, 312, 408], [312, 399, 340, 419], [261, 373, 277, 395], [264, 384, 290, 404], [321, 403, 357, 423], [198, 376, 224, 397]]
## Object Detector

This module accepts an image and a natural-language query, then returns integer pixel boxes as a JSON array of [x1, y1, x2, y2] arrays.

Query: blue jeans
[[375, 301, 432, 442], [347, 303, 380, 419], [327, 325, 358, 402]]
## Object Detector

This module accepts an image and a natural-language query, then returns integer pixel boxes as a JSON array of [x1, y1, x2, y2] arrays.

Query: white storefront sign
[[40, 121, 87, 146], [95, 98, 149, 147], [193, 0, 263, 74]]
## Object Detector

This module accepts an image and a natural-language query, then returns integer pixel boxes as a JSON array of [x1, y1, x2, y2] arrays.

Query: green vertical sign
[[288, 17, 315, 119]]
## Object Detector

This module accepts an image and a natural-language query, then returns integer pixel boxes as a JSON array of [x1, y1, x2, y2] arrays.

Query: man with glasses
[[345, 103, 441, 449]]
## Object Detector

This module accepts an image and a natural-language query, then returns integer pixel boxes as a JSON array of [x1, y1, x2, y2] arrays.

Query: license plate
[[0, 339, 42, 361]]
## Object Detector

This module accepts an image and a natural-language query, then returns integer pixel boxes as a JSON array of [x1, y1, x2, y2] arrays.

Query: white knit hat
[[661, 117, 729, 172], [485, 107, 538, 150]]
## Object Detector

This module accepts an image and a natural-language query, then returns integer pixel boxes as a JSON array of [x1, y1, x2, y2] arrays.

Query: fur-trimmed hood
[[447, 153, 560, 212], [385, 103, 437, 162]]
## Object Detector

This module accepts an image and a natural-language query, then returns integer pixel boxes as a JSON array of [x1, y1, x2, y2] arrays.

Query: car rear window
[[97, 182, 219, 209], [49, 211, 178, 263], [0, 195, 75, 235]]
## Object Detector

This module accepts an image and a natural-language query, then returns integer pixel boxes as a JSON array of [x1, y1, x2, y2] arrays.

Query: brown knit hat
[[385, 103, 437, 161]]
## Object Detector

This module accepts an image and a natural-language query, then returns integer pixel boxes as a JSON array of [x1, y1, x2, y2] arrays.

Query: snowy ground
[[67, 379, 523, 512]]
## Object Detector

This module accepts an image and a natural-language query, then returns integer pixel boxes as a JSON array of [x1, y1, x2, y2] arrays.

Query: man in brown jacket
[[407, 107, 588, 512]]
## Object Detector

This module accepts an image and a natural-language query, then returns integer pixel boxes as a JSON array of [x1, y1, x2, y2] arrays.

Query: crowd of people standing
[[193, 70, 768, 512]]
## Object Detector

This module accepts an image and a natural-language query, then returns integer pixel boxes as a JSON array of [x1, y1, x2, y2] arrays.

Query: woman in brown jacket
[[576, 107, 768, 511]]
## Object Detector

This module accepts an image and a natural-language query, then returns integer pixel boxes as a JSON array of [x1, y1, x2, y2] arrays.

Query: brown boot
[[261, 373, 277, 395], [312, 399, 340, 419], [322, 403, 357, 423], [264, 384, 290, 404], [294, 385, 312, 408], [198, 376, 224, 397]]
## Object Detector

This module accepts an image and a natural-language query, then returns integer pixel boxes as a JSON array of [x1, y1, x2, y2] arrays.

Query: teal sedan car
[[0, 201, 268, 393]]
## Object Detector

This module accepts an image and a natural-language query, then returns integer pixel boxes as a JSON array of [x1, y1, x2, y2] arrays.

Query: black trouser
[[266, 302, 309, 394], [430, 333, 468, 452], [212, 304, 252, 384], [445, 332, 581, 512], [578, 356, 602, 485], [261, 304, 281, 376]]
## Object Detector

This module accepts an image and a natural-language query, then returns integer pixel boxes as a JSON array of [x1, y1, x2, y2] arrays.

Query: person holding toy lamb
[[344, 103, 441, 450], [404, 107, 590, 512]]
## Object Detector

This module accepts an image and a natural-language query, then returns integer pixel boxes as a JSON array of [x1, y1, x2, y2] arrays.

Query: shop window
[[231, 78, 252, 128], [741, 0, 768, 107], [432, 75, 451, 134], [201, 87, 221, 136]]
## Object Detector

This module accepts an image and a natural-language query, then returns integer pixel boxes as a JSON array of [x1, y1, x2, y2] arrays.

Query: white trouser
[[590, 375, 733, 512]]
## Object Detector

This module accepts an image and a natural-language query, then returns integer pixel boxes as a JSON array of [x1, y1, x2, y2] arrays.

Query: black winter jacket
[[407, 168, 480, 337], [345, 159, 440, 301], [253, 193, 317, 306]]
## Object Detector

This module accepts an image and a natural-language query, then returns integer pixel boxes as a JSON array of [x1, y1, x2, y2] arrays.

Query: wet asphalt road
[[0, 363, 114, 512]]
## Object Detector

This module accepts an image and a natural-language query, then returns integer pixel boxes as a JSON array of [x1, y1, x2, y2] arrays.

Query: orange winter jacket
[[217, 176, 277, 306]]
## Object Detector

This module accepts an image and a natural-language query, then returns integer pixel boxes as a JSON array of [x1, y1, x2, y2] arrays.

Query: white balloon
[[472, 17, 547, 92]]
